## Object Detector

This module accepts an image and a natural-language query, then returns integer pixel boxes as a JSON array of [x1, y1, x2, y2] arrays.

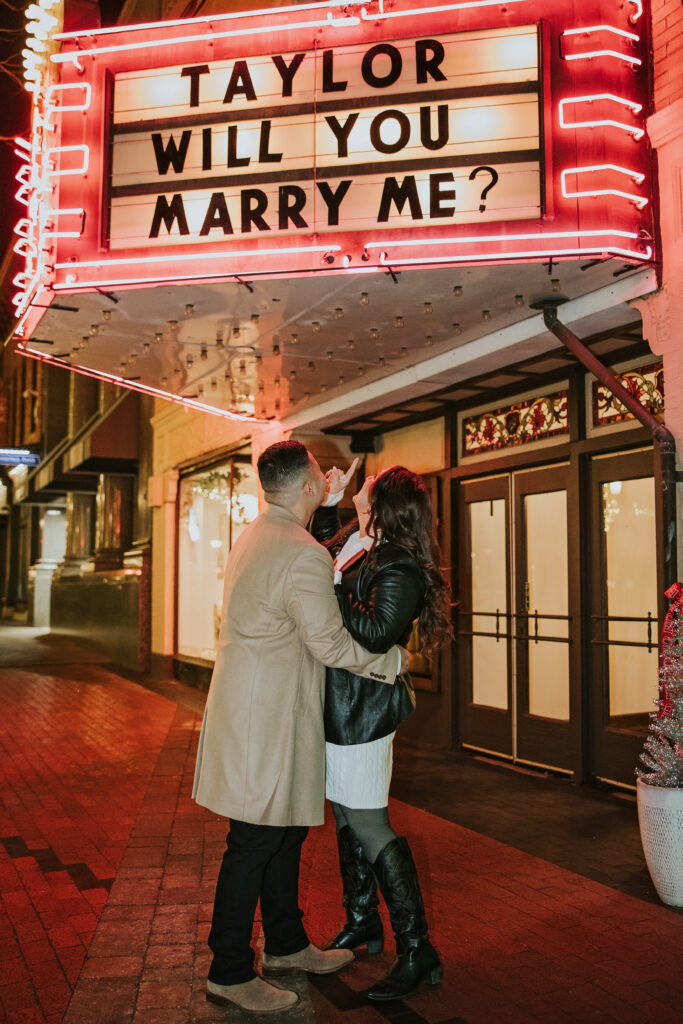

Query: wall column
[[631, 97, 683, 578], [60, 492, 96, 575], [149, 469, 179, 675], [93, 473, 134, 570]]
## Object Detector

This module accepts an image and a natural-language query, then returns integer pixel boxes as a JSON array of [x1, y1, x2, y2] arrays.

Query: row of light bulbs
[[72, 276, 565, 386], [88, 275, 564, 361]]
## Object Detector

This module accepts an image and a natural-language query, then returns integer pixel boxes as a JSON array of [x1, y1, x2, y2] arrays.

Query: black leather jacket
[[311, 505, 426, 745]]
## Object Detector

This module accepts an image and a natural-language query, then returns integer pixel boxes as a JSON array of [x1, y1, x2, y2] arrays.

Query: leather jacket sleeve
[[310, 504, 341, 544], [337, 561, 425, 654]]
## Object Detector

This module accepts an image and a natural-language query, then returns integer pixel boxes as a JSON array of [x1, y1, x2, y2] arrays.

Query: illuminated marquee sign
[[110, 25, 540, 247], [12, 0, 654, 337]]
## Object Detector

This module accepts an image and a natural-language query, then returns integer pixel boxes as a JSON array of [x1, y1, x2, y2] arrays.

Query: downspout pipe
[[535, 298, 677, 591]]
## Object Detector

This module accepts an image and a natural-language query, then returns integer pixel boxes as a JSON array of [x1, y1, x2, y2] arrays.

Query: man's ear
[[302, 478, 314, 497]]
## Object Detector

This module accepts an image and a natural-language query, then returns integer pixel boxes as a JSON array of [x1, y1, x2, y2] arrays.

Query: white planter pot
[[636, 777, 683, 907]]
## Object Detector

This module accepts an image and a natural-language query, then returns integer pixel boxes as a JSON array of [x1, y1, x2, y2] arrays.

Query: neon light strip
[[363, 228, 642, 250], [43, 208, 85, 239], [359, 0, 528, 19], [53, 267, 347, 289], [13, 218, 32, 240], [51, 15, 360, 63], [49, 239, 652, 292], [563, 49, 642, 66], [561, 164, 647, 208], [562, 24, 639, 42], [53, 0, 529, 41], [18, 348, 267, 423], [627, 0, 643, 23], [54, 244, 340, 272], [54, 1, 355, 39], [561, 24, 641, 67], [558, 94, 643, 139], [375, 245, 652, 266], [45, 82, 92, 114], [15, 163, 32, 186], [13, 281, 46, 324], [46, 144, 89, 176]]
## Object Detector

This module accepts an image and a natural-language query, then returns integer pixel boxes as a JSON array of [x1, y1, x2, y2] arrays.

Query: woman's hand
[[324, 457, 359, 504], [353, 474, 376, 537]]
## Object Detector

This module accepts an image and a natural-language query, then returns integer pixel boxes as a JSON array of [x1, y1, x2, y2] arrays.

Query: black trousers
[[207, 819, 310, 985]]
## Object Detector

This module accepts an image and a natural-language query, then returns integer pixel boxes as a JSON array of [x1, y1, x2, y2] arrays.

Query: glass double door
[[457, 466, 575, 772], [588, 450, 659, 785]]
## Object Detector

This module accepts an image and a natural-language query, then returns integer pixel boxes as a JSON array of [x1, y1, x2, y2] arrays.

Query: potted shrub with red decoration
[[636, 582, 683, 907]]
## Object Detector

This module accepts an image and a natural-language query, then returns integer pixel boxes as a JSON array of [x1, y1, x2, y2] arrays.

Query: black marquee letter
[[259, 121, 283, 164], [149, 194, 189, 237], [223, 61, 257, 103], [415, 40, 446, 84], [316, 180, 352, 226], [152, 131, 192, 175], [377, 176, 423, 222], [272, 53, 306, 96], [241, 189, 270, 232], [420, 105, 449, 151], [325, 113, 359, 158], [362, 43, 402, 89], [200, 193, 234, 235], [202, 127, 212, 170], [227, 125, 250, 168], [279, 186, 308, 229], [370, 110, 410, 155], [322, 49, 347, 93], [430, 173, 456, 217], [181, 65, 210, 107]]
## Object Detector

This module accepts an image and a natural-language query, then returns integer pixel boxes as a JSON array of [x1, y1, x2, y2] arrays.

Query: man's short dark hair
[[257, 440, 310, 493]]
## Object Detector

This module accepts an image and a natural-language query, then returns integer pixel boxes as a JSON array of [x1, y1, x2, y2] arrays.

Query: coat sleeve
[[285, 543, 398, 683], [337, 563, 424, 654]]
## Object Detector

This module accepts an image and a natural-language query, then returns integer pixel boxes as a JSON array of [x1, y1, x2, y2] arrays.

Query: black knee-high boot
[[326, 826, 384, 953], [366, 836, 441, 1001]]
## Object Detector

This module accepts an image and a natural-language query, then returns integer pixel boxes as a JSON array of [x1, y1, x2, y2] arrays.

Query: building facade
[[2, 0, 683, 788]]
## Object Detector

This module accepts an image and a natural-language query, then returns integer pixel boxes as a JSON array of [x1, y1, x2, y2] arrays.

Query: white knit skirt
[[325, 733, 395, 809]]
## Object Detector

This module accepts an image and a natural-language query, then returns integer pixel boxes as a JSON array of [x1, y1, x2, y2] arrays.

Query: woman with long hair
[[313, 464, 452, 1001]]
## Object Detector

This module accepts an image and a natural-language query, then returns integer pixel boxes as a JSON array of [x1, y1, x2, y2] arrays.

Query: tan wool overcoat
[[192, 502, 398, 827]]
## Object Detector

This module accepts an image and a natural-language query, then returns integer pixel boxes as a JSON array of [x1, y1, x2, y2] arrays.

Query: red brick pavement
[[2, 664, 683, 1023], [0, 666, 176, 1023]]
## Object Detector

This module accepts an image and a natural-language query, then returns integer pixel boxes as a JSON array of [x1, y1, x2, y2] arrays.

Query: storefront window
[[177, 459, 258, 661]]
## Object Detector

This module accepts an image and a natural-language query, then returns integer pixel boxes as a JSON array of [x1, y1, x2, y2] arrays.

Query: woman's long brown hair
[[367, 466, 452, 653]]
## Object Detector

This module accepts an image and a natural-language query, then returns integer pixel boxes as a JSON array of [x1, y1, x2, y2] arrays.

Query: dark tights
[[330, 802, 398, 863]]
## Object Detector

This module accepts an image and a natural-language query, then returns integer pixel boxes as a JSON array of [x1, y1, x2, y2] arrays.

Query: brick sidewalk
[[2, 664, 683, 1024]]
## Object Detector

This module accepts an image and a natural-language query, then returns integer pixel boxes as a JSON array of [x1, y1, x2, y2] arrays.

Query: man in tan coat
[[193, 440, 402, 1013]]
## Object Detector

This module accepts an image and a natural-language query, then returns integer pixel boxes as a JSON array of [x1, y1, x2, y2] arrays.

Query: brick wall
[[652, 0, 683, 110]]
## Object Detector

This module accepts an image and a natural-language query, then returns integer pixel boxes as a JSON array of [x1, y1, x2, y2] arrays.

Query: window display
[[177, 458, 258, 661]]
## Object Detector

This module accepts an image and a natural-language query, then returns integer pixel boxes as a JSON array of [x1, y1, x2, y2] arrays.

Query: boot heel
[[366, 938, 384, 954], [426, 965, 443, 985]]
